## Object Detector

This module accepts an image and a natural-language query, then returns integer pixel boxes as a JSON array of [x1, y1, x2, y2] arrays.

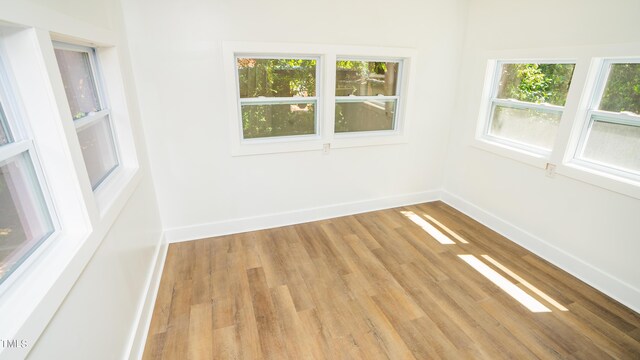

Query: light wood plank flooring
[[143, 201, 640, 359]]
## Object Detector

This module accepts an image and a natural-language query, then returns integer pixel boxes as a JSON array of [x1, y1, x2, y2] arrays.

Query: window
[[54, 43, 119, 190], [573, 60, 640, 177], [225, 43, 415, 155], [236, 56, 319, 139], [483, 62, 575, 153], [335, 59, 401, 133], [0, 59, 55, 285]]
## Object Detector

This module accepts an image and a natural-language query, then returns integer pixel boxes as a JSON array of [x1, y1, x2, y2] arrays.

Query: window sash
[[239, 97, 319, 105], [572, 59, 640, 178], [483, 99, 564, 155], [334, 58, 403, 135], [239, 99, 319, 141], [335, 58, 404, 97], [52, 42, 108, 122]]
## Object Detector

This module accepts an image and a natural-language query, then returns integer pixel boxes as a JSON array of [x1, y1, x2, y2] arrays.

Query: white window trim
[[334, 56, 404, 138], [0, 14, 142, 357], [223, 42, 416, 156], [472, 44, 640, 200], [564, 58, 640, 187], [474, 59, 576, 167], [234, 53, 322, 145]]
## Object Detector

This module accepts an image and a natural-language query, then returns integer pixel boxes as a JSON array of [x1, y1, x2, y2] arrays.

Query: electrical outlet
[[323, 143, 330, 154], [545, 163, 556, 178]]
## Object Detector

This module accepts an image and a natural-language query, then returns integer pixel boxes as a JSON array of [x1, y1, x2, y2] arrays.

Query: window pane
[[496, 63, 575, 106], [0, 151, 54, 283], [0, 101, 11, 146], [581, 119, 640, 173], [77, 116, 118, 189], [241, 103, 315, 139], [599, 63, 640, 115], [336, 60, 399, 96], [335, 99, 397, 133], [489, 105, 561, 150], [54, 48, 102, 119], [237, 58, 316, 98]]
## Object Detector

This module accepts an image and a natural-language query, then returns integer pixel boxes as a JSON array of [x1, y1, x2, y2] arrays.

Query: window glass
[[484, 62, 575, 152], [55, 44, 120, 189], [496, 63, 575, 106], [0, 151, 54, 284], [241, 103, 315, 139], [598, 63, 640, 115], [0, 102, 11, 146], [576, 61, 640, 175], [489, 106, 561, 150], [335, 99, 396, 132], [236, 57, 318, 139], [76, 116, 119, 189], [581, 119, 640, 172], [54, 48, 102, 119], [336, 60, 399, 96], [237, 58, 316, 98]]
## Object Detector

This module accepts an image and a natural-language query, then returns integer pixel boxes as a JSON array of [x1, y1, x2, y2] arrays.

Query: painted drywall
[[444, 0, 640, 308], [121, 0, 469, 233], [0, 0, 165, 358]]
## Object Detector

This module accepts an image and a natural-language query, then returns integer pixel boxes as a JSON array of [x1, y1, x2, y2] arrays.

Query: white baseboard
[[441, 191, 640, 313], [124, 234, 168, 360], [164, 190, 441, 243]]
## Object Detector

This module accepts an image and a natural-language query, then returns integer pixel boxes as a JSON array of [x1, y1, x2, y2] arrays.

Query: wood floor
[[142, 201, 640, 359]]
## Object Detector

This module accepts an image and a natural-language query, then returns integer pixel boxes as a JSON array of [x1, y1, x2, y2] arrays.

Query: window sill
[[232, 136, 324, 156], [332, 131, 408, 149], [231, 131, 409, 156], [472, 137, 550, 169], [95, 166, 141, 217], [557, 161, 640, 200]]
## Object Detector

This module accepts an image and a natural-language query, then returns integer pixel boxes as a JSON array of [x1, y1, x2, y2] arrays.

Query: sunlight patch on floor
[[458, 254, 551, 313], [401, 210, 455, 245], [422, 213, 469, 244], [482, 255, 568, 311]]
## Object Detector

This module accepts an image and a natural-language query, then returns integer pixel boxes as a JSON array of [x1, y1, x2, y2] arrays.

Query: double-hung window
[[226, 44, 415, 155], [0, 57, 55, 285], [236, 56, 319, 140], [573, 60, 640, 177], [53, 43, 119, 190], [483, 62, 575, 154], [335, 59, 401, 133]]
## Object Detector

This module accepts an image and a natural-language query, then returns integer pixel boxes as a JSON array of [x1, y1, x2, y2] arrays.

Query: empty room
[[0, 0, 639, 359]]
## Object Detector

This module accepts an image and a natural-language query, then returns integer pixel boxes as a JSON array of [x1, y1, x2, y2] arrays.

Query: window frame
[[223, 42, 416, 156], [334, 56, 404, 136], [570, 58, 640, 181], [52, 41, 120, 191], [234, 54, 322, 143], [0, 49, 60, 290], [479, 60, 576, 158]]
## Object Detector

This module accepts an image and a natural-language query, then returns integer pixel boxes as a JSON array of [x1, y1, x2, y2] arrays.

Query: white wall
[[0, 0, 164, 358], [444, 0, 640, 310], [121, 0, 469, 236]]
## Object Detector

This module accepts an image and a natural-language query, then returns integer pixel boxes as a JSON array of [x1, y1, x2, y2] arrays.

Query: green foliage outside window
[[497, 63, 575, 106], [600, 63, 640, 115], [237, 58, 316, 138]]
